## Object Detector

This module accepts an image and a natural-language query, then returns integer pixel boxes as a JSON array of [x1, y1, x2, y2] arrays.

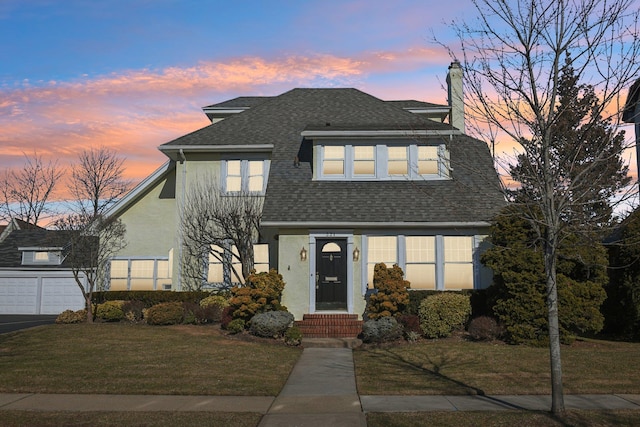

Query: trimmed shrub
[[284, 326, 303, 346], [122, 300, 145, 323], [362, 316, 403, 343], [226, 318, 245, 334], [467, 316, 504, 341], [96, 301, 125, 322], [93, 290, 210, 307], [419, 292, 471, 338], [200, 295, 229, 310], [145, 302, 184, 325], [56, 309, 86, 324], [249, 311, 294, 338], [228, 269, 287, 323], [366, 263, 410, 319]]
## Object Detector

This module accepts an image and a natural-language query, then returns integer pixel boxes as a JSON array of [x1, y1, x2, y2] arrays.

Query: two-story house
[[105, 62, 505, 331]]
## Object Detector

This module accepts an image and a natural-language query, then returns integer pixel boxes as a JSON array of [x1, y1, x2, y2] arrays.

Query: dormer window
[[20, 247, 63, 265], [317, 143, 450, 181]]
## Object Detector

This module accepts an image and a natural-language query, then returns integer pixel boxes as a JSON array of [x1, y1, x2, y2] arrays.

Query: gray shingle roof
[[0, 230, 73, 268], [161, 88, 505, 225]]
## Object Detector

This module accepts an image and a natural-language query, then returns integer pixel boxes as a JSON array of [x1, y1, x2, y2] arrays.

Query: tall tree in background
[[0, 153, 63, 226], [68, 146, 132, 217], [445, 0, 640, 414]]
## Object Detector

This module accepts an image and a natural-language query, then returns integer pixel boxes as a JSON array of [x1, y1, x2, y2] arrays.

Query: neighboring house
[[105, 61, 505, 327], [0, 227, 87, 314]]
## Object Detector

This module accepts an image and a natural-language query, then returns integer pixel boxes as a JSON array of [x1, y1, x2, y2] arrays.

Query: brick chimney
[[446, 60, 465, 132]]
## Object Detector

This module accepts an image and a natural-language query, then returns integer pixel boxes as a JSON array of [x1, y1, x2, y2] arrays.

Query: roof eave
[[300, 129, 461, 139], [260, 221, 492, 229]]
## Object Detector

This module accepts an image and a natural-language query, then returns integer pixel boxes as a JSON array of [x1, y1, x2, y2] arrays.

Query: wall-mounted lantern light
[[353, 247, 360, 262], [300, 247, 307, 261]]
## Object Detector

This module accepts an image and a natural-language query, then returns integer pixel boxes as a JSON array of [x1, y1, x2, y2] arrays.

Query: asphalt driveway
[[0, 315, 57, 335]]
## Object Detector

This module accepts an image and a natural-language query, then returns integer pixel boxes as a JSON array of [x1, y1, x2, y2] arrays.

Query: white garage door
[[0, 273, 86, 315], [0, 277, 39, 314]]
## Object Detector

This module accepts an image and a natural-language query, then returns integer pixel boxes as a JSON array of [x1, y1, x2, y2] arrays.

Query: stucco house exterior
[[105, 62, 505, 329]]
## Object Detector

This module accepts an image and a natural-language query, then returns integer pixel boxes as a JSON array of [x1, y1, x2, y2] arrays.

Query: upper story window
[[318, 144, 449, 181], [222, 158, 269, 194], [20, 249, 63, 266]]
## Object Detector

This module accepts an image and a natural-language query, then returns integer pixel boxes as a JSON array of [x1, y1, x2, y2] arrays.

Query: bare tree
[[68, 146, 132, 217], [442, 0, 640, 414], [54, 214, 127, 322], [0, 153, 63, 226], [180, 175, 263, 290]]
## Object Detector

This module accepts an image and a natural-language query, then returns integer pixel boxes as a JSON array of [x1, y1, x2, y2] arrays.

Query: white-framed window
[[443, 236, 474, 290], [322, 146, 345, 176], [364, 234, 475, 291], [108, 258, 172, 291], [21, 250, 62, 265], [222, 159, 269, 194], [387, 146, 409, 176], [318, 143, 448, 181], [366, 236, 397, 286], [405, 236, 436, 290]]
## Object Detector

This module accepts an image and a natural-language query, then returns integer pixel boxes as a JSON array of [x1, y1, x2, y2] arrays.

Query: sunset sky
[[1, 0, 638, 197]]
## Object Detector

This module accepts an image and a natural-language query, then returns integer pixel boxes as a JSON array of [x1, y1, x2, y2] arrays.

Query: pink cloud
[[0, 48, 456, 200]]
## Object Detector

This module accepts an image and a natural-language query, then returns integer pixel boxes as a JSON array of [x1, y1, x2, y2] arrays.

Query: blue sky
[[0, 0, 475, 182]]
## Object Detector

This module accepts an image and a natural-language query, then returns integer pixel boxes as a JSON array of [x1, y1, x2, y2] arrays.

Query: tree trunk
[[85, 294, 94, 324], [545, 235, 565, 415]]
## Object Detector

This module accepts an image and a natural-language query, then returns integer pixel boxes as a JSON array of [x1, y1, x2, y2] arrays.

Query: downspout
[[177, 149, 187, 290]]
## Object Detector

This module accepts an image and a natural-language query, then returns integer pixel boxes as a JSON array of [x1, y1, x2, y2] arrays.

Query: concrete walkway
[[2, 345, 640, 426]]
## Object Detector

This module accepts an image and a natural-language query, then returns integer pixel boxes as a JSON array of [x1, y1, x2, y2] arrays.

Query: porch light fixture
[[353, 247, 360, 262], [300, 247, 307, 261]]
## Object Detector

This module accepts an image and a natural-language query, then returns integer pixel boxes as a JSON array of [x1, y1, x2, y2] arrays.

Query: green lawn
[[2, 324, 640, 427], [0, 323, 301, 396], [354, 337, 640, 395]]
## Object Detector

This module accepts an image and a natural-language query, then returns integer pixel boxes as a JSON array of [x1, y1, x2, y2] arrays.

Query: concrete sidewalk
[[2, 346, 640, 426]]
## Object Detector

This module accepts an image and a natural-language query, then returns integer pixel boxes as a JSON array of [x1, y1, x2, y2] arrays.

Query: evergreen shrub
[[145, 302, 185, 325], [226, 318, 245, 334], [419, 293, 471, 338], [362, 316, 403, 343], [56, 309, 86, 324], [228, 269, 287, 322], [249, 311, 294, 338], [366, 263, 410, 319], [482, 207, 607, 345], [284, 326, 303, 346], [96, 300, 125, 322], [122, 300, 145, 322]]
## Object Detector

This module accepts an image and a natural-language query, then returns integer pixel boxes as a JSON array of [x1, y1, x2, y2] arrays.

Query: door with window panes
[[315, 239, 347, 310]]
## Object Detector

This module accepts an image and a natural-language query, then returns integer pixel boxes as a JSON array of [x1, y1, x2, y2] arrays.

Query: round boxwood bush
[[145, 302, 185, 325], [249, 311, 294, 338], [96, 301, 125, 322], [200, 294, 229, 310], [419, 292, 471, 338], [362, 316, 403, 343], [226, 318, 245, 334]]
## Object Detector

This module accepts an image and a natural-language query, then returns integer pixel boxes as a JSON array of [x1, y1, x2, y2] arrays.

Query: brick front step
[[295, 314, 363, 338]]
